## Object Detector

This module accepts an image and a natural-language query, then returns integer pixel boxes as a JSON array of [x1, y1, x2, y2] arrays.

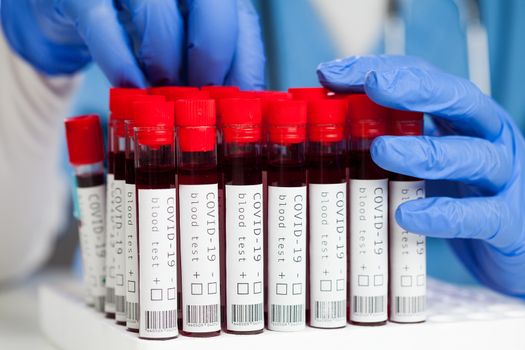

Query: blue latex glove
[[318, 55, 525, 297], [0, 0, 265, 88]]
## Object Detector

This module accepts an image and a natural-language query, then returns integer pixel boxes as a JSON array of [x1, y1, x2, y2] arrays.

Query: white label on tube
[[389, 180, 426, 323], [309, 183, 347, 328], [225, 184, 264, 332], [78, 222, 93, 305], [77, 184, 106, 310], [179, 184, 221, 334], [125, 183, 139, 329], [268, 186, 307, 332], [105, 174, 116, 313], [349, 179, 388, 323], [138, 189, 178, 339], [113, 179, 126, 321]]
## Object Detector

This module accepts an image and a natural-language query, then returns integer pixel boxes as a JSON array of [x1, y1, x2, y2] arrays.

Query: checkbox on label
[[254, 282, 262, 294], [336, 279, 345, 291], [127, 280, 136, 293], [401, 275, 412, 287], [167, 288, 176, 300], [116, 274, 124, 286], [374, 274, 384, 287], [320, 280, 332, 292], [417, 274, 425, 286], [292, 283, 302, 295], [237, 283, 249, 295], [191, 283, 203, 295], [150, 289, 162, 301], [358, 275, 369, 287], [276, 283, 287, 295], [208, 282, 218, 295]]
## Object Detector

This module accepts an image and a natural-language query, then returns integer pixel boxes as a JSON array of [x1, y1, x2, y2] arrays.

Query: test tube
[[347, 94, 389, 326], [175, 99, 222, 337], [134, 99, 178, 340], [266, 100, 308, 332], [307, 99, 348, 328], [65, 115, 107, 312], [388, 109, 426, 323], [219, 98, 265, 334]]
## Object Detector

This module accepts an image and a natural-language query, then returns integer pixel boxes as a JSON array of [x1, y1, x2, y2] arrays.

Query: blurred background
[[53, 0, 512, 285]]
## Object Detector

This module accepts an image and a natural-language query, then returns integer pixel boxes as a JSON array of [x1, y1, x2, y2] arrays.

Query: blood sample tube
[[388, 109, 426, 323], [175, 99, 221, 337], [65, 115, 106, 312], [148, 86, 199, 95], [135, 100, 178, 340], [124, 95, 165, 331], [266, 100, 308, 332], [219, 98, 264, 334], [106, 88, 146, 318], [347, 94, 389, 326], [307, 99, 347, 328]]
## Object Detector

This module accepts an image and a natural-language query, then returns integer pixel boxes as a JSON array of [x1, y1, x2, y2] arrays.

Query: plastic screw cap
[[65, 115, 104, 165]]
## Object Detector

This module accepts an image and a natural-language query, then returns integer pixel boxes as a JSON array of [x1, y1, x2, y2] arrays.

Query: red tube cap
[[220, 98, 262, 143], [288, 87, 328, 101], [148, 86, 199, 95], [134, 100, 175, 147], [175, 99, 216, 126], [65, 115, 104, 165], [390, 109, 424, 136], [175, 99, 216, 152], [109, 88, 146, 114], [347, 94, 389, 138], [152, 87, 210, 101], [308, 99, 346, 142], [268, 100, 307, 144], [201, 86, 240, 99]]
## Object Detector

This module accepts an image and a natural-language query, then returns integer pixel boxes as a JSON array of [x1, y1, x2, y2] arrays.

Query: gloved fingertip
[[395, 199, 432, 233]]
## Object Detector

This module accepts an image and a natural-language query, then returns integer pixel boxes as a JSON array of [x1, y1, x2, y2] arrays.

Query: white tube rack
[[39, 278, 525, 350]]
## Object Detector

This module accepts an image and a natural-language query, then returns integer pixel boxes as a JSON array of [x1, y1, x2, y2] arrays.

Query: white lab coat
[[0, 30, 81, 284]]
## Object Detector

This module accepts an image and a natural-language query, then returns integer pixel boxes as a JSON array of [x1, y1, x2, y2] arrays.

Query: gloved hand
[[318, 55, 525, 297], [0, 0, 265, 88]]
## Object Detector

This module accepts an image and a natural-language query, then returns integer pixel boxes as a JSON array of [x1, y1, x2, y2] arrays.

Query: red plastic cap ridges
[[65, 115, 104, 165], [134, 100, 175, 128], [308, 99, 346, 125], [152, 87, 210, 101], [175, 99, 216, 127], [347, 94, 389, 138], [219, 98, 262, 125], [390, 109, 424, 136], [267, 100, 307, 126], [201, 86, 241, 99], [220, 98, 262, 143], [109, 88, 146, 114], [308, 99, 347, 142], [148, 86, 199, 95], [288, 87, 328, 101]]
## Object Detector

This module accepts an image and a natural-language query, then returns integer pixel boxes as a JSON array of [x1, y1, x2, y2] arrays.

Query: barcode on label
[[145, 310, 177, 331], [314, 300, 346, 321], [394, 296, 425, 315], [186, 304, 219, 325], [106, 287, 115, 305], [271, 304, 304, 325], [231, 303, 263, 324], [127, 301, 139, 322], [116, 295, 125, 313], [353, 295, 385, 315]]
